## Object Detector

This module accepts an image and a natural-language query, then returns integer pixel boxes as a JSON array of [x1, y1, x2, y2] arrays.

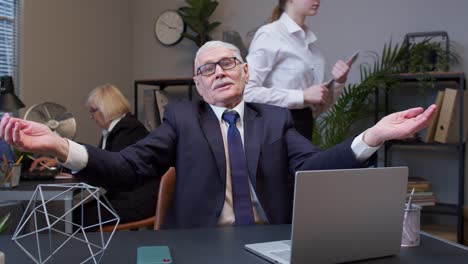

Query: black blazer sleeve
[[77, 108, 179, 188]]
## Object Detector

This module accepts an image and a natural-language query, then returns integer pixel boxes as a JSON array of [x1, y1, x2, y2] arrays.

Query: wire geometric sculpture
[[12, 183, 120, 264]]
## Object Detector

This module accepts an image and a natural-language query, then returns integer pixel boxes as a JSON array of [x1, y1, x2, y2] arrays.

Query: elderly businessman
[[0, 41, 436, 229]]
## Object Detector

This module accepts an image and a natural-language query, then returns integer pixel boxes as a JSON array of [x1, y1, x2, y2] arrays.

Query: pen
[[2, 155, 23, 185], [407, 187, 415, 210], [27, 155, 53, 170], [403, 187, 416, 222], [2, 154, 7, 166]]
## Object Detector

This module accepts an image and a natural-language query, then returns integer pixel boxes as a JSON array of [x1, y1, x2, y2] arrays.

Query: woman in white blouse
[[245, 0, 351, 140]]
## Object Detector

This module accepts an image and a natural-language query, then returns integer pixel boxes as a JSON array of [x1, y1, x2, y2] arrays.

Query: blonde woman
[[31, 84, 158, 227]]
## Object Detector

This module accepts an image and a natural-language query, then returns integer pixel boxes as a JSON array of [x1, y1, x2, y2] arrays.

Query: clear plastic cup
[[401, 203, 421, 247], [0, 164, 22, 188]]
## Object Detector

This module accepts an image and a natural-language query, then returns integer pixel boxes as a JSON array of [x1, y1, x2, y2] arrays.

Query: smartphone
[[324, 50, 360, 88], [324, 78, 334, 88], [137, 246, 173, 264], [347, 50, 360, 65]]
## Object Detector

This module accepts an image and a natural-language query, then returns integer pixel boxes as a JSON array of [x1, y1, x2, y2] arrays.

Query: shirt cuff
[[351, 131, 382, 162], [288, 89, 305, 109], [58, 139, 88, 172]]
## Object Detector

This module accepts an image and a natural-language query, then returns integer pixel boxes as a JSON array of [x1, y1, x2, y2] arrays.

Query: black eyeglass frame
[[196, 57, 242, 76], [88, 107, 99, 114]]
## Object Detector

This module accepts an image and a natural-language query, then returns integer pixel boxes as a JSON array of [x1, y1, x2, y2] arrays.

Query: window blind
[[0, 0, 19, 81]]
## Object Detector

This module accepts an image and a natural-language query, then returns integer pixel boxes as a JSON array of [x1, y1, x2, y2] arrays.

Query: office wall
[[21, 0, 467, 143], [131, 0, 468, 202], [20, 0, 133, 145], [18, 0, 468, 202], [132, 0, 467, 81]]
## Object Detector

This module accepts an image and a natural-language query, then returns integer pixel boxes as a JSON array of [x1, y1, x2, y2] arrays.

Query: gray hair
[[194, 41, 244, 75]]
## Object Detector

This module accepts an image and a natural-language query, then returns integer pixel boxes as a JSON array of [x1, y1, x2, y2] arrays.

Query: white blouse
[[245, 13, 343, 113]]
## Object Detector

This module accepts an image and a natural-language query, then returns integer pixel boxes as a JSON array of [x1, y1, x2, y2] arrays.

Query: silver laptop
[[245, 167, 408, 264]]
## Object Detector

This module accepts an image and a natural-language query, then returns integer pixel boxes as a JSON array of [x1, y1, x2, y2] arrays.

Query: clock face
[[155, 10, 185, 46]]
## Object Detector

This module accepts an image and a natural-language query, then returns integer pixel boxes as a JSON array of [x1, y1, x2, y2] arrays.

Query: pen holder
[[401, 203, 421, 247], [0, 163, 21, 188]]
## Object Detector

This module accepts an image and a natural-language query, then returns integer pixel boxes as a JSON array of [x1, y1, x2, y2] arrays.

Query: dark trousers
[[290, 107, 314, 141]]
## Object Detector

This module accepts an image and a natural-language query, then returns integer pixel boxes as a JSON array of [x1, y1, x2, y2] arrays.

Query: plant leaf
[[0, 213, 10, 234]]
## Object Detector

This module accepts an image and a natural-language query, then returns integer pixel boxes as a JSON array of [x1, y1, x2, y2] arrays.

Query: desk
[[0, 178, 79, 234], [134, 78, 194, 119], [1, 225, 468, 263]]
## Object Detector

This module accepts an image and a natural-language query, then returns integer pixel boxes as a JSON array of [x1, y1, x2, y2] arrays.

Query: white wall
[[20, 0, 133, 145]]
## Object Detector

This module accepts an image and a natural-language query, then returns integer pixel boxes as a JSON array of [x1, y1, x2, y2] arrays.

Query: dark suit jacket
[[96, 113, 159, 223], [78, 101, 367, 228]]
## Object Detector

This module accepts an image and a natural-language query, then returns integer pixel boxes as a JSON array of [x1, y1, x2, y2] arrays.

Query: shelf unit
[[375, 72, 466, 244], [134, 78, 194, 119]]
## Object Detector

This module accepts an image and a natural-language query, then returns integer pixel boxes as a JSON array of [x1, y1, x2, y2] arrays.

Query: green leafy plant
[[313, 40, 410, 149], [405, 39, 461, 97], [0, 213, 10, 234], [406, 39, 460, 73], [178, 0, 221, 47], [314, 37, 461, 149]]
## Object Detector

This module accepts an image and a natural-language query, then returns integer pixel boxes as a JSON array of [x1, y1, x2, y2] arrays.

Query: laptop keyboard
[[270, 249, 291, 262], [21, 169, 58, 180]]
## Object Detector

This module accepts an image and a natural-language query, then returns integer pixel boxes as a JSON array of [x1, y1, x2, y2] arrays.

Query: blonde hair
[[269, 1, 286, 22], [85, 84, 130, 123]]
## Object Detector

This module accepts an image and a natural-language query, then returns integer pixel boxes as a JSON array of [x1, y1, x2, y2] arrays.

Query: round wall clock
[[154, 10, 186, 46]]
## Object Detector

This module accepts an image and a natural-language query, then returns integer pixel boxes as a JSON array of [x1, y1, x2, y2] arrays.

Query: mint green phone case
[[137, 246, 173, 264]]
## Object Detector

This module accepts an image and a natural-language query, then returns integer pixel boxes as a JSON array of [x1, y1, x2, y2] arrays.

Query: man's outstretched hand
[[363, 104, 437, 147], [0, 113, 69, 161]]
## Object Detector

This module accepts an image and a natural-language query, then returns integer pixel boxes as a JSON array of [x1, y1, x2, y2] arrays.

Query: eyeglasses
[[196, 57, 241, 76], [89, 107, 99, 114]]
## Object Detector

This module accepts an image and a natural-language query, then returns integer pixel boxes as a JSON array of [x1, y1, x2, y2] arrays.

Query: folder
[[423, 91, 444, 143], [155, 90, 169, 122], [143, 89, 160, 130], [434, 88, 468, 143]]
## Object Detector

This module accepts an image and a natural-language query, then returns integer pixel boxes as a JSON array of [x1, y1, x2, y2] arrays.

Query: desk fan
[[23, 102, 77, 140]]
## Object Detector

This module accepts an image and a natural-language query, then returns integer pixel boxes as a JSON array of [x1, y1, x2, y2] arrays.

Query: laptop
[[245, 167, 408, 264]]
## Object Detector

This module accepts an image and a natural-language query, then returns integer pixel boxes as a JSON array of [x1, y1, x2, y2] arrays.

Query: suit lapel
[[199, 103, 227, 184], [244, 104, 262, 188]]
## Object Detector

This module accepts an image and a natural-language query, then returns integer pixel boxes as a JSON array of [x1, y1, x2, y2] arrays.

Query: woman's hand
[[303, 84, 330, 105]]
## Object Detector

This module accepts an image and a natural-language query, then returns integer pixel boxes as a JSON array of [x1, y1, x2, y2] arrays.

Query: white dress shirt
[[101, 115, 124, 150], [245, 13, 344, 114], [61, 102, 380, 226]]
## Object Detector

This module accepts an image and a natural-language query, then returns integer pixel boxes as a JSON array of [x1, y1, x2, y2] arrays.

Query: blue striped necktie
[[222, 110, 255, 225]]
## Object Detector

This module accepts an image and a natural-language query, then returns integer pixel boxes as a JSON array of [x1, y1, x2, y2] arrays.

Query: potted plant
[[178, 0, 221, 47], [313, 37, 460, 149], [405, 38, 460, 73], [313, 40, 407, 149]]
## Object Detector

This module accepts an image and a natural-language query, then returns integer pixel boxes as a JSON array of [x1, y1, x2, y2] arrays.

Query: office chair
[[101, 167, 176, 231]]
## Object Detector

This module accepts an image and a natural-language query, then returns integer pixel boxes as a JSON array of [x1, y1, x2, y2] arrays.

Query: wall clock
[[154, 10, 186, 46]]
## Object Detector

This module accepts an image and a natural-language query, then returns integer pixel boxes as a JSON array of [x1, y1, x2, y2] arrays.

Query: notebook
[[245, 167, 408, 264]]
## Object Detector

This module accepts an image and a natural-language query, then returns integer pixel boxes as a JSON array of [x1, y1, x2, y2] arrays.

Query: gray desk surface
[[0, 178, 81, 234], [0, 178, 79, 196], [1, 225, 468, 263]]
